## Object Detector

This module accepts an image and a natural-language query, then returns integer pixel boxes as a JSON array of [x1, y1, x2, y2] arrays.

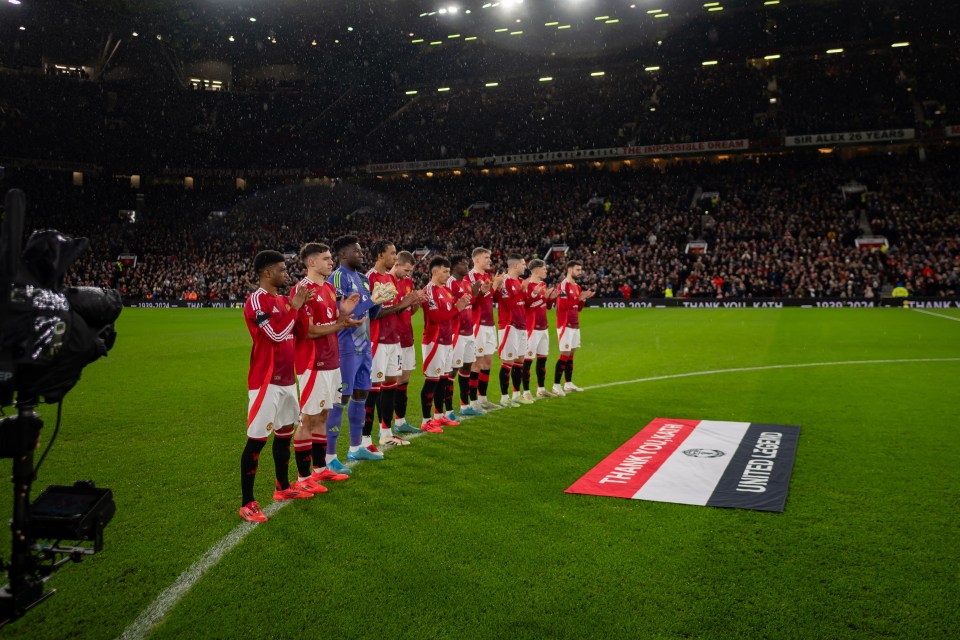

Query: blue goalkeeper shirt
[[329, 265, 381, 356]]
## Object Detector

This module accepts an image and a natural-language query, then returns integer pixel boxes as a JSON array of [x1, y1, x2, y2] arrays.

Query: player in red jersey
[[239, 250, 315, 523], [389, 251, 422, 434], [466, 247, 504, 411], [448, 255, 485, 419], [291, 243, 362, 492], [496, 254, 531, 407], [365, 240, 423, 450], [553, 259, 596, 396], [420, 257, 471, 432], [523, 259, 560, 400]]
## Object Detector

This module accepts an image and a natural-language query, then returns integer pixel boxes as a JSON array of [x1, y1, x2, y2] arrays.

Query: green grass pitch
[[2, 307, 959, 639]]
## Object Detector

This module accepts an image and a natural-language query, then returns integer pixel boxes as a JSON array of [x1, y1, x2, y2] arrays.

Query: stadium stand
[[6, 151, 956, 301]]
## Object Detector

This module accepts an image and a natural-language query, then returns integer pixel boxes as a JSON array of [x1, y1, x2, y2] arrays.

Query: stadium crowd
[[9, 151, 956, 301], [2, 44, 955, 169]]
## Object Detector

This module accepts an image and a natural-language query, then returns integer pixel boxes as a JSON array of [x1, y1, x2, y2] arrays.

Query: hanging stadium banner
[[785, 128, 915, 147], [475, 140, 750, 167], [366, 158, 467, 173], [566, 418, 800, 512], [946, 125, 960, 138], [622, 139, 749, 156]]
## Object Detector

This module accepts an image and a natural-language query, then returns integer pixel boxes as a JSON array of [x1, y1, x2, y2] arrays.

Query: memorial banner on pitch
[[565, 418, 800, 512]]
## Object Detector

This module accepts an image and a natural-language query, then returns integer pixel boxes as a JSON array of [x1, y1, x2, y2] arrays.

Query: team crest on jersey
[[435, 367, 441, 374], [266, 422, 274, 432], [320, 400, 326, 408], [507, 352, 513, 358], [455, 359, 462, 365], [377, 372, 384, 379]]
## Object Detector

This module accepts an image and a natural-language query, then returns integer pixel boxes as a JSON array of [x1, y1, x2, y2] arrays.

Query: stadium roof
[[1, 0, 948, 83]]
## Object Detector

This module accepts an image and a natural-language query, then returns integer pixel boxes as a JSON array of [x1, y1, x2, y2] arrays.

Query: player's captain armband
[[255, 311, 271, 326]]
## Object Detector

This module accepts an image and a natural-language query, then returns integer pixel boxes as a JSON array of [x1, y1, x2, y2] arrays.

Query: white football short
[[422, 342, 453, 378], [474, 325, 497, 357], [451, 333, 476, 369], [400, 345, 417, 372], [371, 342, 403, 382], [298, 369, 342, 416], [526, 329, 550, 359], [558, 327, 582, 352], [497, 326, 527, 362], [247, 384, 299, 440]]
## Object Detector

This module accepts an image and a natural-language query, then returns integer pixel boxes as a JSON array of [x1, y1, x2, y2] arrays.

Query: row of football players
[[238, 237, 594, 522]]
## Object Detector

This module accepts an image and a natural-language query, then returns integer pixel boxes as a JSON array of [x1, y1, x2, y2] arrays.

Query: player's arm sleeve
[[291, 287, 310, 339], [329, 272, 346, 300], [251, 293, 297, 343], [525, 285, 543, 308]]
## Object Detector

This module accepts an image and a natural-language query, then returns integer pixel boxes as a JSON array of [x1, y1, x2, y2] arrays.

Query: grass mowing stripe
[[584, 357, 960, 390], [913, 308, 960, 323], [121, 357, 957, 638]]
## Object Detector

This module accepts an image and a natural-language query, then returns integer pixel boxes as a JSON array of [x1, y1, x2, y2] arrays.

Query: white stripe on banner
[[632, 421, 750, 505]]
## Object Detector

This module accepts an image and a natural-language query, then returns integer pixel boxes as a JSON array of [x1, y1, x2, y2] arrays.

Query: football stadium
[[0, 1, 958, 638]]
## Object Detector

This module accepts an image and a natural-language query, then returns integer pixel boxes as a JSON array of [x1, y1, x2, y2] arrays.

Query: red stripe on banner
[[565, 418, 700, 499], [247, 359, 276, 426]]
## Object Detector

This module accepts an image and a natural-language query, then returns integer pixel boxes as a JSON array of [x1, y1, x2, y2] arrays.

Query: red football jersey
[[448, 276, 474, 336], [244, 288, 298, 389], [465, 269, 494, 328], [496, 277, 526, 330], [394, 275, 417, 348], [422, 281, 459, 346], [556, 280, 583, 330], [524, 281, 551, 331], [366, 269, 402, 345], [292, 278, 340, 374]]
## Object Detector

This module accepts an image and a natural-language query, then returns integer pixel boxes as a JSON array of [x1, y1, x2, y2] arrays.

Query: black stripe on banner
[[705, 423, 800, 512]]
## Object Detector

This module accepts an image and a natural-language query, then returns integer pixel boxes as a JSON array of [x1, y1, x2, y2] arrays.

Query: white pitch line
[[116, 428, 424, 640], [583, 358, 960, 391], [913, 308, 960, 323], [120, 357, 960, 639]]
